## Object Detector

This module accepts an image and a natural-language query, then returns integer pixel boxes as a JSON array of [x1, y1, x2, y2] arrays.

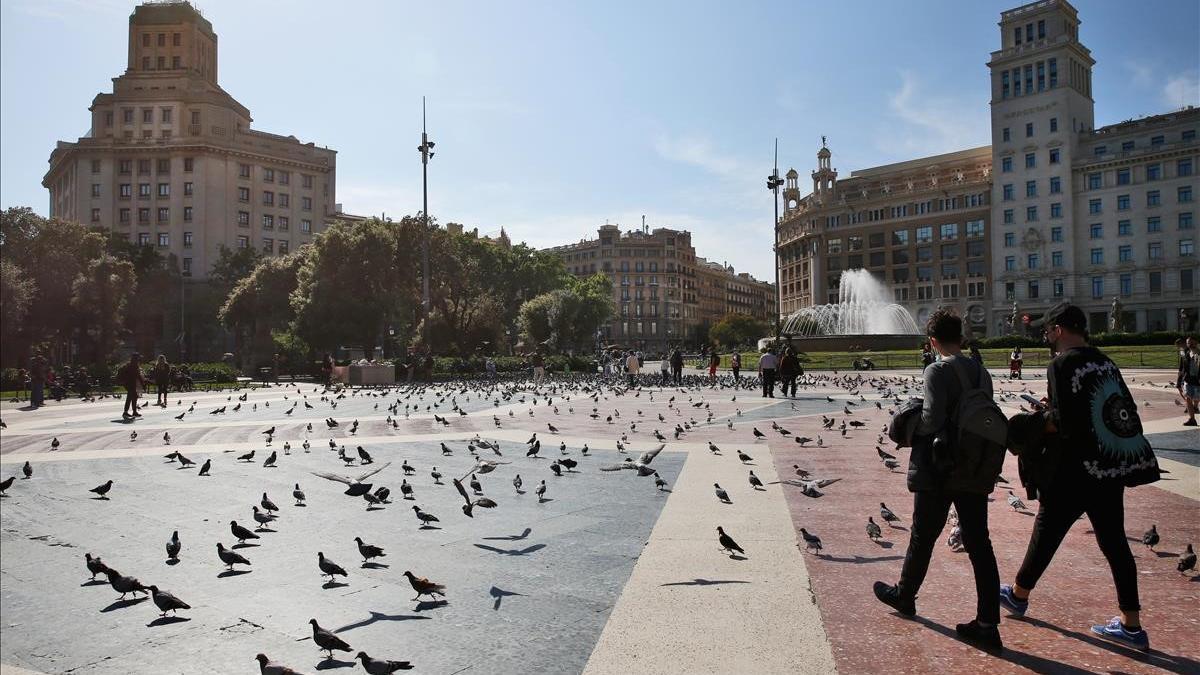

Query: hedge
[[1, 361, 243, 391], [974, 330, 1189, 349]]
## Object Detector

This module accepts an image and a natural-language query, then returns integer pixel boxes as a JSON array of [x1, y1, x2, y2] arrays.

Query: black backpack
[[945, 359, 1009, 494]]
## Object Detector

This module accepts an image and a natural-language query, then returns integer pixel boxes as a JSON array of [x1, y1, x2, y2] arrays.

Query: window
[[1148, 242, 1163, 259], [1090, 248, 1103, 264], [827, 238, 842, 254], [1089, 198, 1102, 214], [1183, 239, 1195, 257], [183, 206, 192, 222], [1006, 282, 1016, 301], [942, 282, 960, 298], [940, 223, 958, 239], [160, 108, 172, 124], [1118, 220, 1132, 236], [1147, 190, 1161, 207], [1089, 223, 1103, 239], [1001, 71, 1010, 99], [279, 216, 289, 231], [119, 208, 130, 223], [1026, 206, 1038, 222], [1118, 245, 1132, 262], [90, 207, 100, 222], [1025, 180, 1037, 198], [1049, 148, 1060, 165], [137, 183, 150, 199], [138, 159, 151, 175], [1091, 276, 1104, 298], [1185, 130, 1197, 141], [90, 183, 101, 198], [1117, 194, 1130, 211], [301, 197, 312, 211], [1004, 232, 1016, 247], [1049, 176, 1061, 193], [301, 219, 312, 233], [263, 168, 275, 182], [238, 187, 250, 202], [1150, 135, 1164, 147], [138, 232, 151, 246], [892, 250, 909, 265], [237, 235, 249, 249], [91, 159, 102, 173], [157, 207, 169, 222], [966, 219, 984, 237], [1180, 159, 1194, 177], [1003, 209, 1014, 224], [1150, 270, 1163, 294], [1116, 168, 1130, 185], [302, 174, 313, 189], [967, 240, 984, 258], [237, 211, 250, 227], [157, 232, 169, 247], [1049, 58, 1057, 87], [1148, 216, 1162, 232], [183, 157, 194, 172], [1027, 253, 1039, 269], [1180, 186, 1193, 203], [239, 164, 251, 179], [917, 266, 933, 281], [892, 229, 909, 246], [1094, 145, 1107, 157], [1002, 127, 1011, 142], [262, 238, 274, 254], [1028, 280, 1039, 299], [278, 193, 289, 208], [1052, 250, 1063, 267], [119, 159, 132, 174], [1051, 202, 1062, 219], [1182, 213, 1194, 230], [1120, 274, 1132, 297], [1051, 226, 1063, 242], [1002, 184, 1014, 201], [262, 191, 274, 206], [1087, 173, 1102, 190], [1005, 256, 1016, 271], [1025, 122, 1034, 138], [941, 243, 959, 259], [1002, 157, 1013, 173], [1147, 163, 1161, 181], [279, 171, 290, 185], [1049, 117, 1058, 132], [1025, 153, 1036, 169], [868, 232, 885, 248], [182, 231, 193, 249], [142, 108, 153, 124], [280, 240, 290, 255], [1037, 61, 1045, 91], [184, 182, 193, 196], [1053, 278, 1064, 297], [1183, 268, 1195, 293], [917, 246, 932, 262], [157, 183, 169, 197]]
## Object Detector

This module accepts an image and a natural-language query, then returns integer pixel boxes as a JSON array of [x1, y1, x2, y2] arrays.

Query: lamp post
[[767, 138, 783, 341], [178, 266, 191, 363], [417, 97, 435, 349]]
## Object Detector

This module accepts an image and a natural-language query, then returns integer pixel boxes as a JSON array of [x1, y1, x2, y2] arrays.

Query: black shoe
[[873, 581, 916, 616], [956, 620, 1003, 653]]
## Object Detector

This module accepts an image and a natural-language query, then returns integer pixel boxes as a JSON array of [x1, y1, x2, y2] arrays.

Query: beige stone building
[[776, 145, 994, 336], [43, 1, 337, 279], [548, 224, 775, 352]]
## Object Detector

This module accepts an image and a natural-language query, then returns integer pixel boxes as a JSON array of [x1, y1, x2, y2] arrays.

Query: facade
[[776, 145, 994, 336], [549, 224, 775, 352], [777, 0, 1198, 335], [43, 1, 337, 280]]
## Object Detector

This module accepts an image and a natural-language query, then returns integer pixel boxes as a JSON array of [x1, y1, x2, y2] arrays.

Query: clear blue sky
[[2, 0, 1196, 279]]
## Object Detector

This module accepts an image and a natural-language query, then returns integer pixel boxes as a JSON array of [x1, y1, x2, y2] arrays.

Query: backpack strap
[[947, 357, 979, 392]]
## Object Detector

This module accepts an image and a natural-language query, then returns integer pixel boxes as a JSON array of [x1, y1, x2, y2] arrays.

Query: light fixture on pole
[[417, 97, 435, 348], [767, 138, 783, 340]]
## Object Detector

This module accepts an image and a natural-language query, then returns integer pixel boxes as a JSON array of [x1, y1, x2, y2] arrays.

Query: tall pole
[[768, 139, 783, 340], [419, 97, 434, 349]]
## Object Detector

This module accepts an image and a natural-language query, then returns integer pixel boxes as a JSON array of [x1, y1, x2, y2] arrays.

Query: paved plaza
[[1, 368, 1197, 674]]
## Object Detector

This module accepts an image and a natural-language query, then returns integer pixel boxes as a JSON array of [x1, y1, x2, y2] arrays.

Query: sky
[[2, 0, 1197, 280]]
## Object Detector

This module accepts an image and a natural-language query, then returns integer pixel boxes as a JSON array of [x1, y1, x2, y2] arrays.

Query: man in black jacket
[[873, 309, 1002, 652]]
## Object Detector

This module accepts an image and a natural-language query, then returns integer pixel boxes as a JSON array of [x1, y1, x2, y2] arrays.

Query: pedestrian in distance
[[1009, 346, 1023, 380], [625, 351, 640, 388], [28, 352, 47, 409], [670, 347, 684, 385], [758, 348, 778, 398], [778, 347, 801, 398], [1177, 336, 1199, 426], [118, 353, 146, 419], [660, 352, 670, 387], [153, 355, 171, 407], [731, 352, 741, 382]]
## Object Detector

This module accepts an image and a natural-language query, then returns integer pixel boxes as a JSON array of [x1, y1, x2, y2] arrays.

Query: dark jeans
[[156, 380, 169, 404], [123, 389, 140, 416], [898, 489, 1000, 625], [780, 374, 797, 397], [1014, 481, 1140, 611], [672, 367, 682, 385], [30, 381, 44, 407], [761, 368, 776, 397], [732, 367, 740, 381], [627, 374, 636, 388], [661, 370, 670, 386]]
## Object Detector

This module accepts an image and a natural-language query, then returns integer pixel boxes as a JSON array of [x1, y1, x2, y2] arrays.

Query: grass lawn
[[716, 344, 1180, 372]]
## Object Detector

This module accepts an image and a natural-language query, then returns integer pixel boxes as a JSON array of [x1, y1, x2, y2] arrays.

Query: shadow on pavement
[[314, 658, 355, 670], [100, 597, 148, 612], [473, 543, 546, 556], [481, 527, 532, 541], [147, 616, 191, 627], [334, 611, 430, 634], [218, 569, 252, 578], [489, 586, 525, 610], [660, 579, 751, 587], [1018, 616, 1200, 675], [817, 554, 906, 564]]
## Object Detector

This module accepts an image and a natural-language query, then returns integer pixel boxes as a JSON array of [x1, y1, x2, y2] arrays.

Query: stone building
[[776, 144, 994, 336], [42, 1, 338, 280]]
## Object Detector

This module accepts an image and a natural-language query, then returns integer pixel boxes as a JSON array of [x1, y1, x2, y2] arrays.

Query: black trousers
[[761, 368, 776, 397], [672, 367, 682, 385], [780, 375, 797, 397], [1014, 481, 1140, 611], [123, 390, 139, 415], [898, 489, 1000, 625]]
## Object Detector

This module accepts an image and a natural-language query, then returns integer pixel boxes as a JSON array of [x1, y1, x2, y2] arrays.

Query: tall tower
[[987, 0, 1095, 331], [811, 138, 837, 202]]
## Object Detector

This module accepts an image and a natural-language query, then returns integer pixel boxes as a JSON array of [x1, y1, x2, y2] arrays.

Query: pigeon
[[535, 479, 547, 502], [22, 461, 32, 479], [748, 470, 763, 490], [90, 480, 114, 499], [230, 520, 259, 543], [354, 537, 386, 563], [401, 460, 415, 475], [263, 451, 277, 468], [866, 517, 882, 541], [148, 585, 190, 616], [198, 459, 211, 476], [104, 567, 149, 599], [1179, 544, 1196, 575], [358, 446, 373, 464], [1142, 525, 1159, 551], [412, 505, 439, 527], [51, 437, 60, 450], [317, 552, 348, 581], [717, 526, 743, 556], [402, 570, 445, 601], [549, 461, 562, 476], [880, 502, 901, 525], [355, 651, 413, 673], [453, 478, 498, 517], [1006, 491, 1026, 512], [308, 618, 352, 659], [85, 552, 109, 580], [237, 450, 256, 462], [512, 474, 523, 492], [800, 528, 823, 554], [708, 441, 721, 454], [163, 432, 171, 445], [752, 428, 765, 439], [293, 483, 306, 506], [255, 654, 304, 675], [599, 444, 664, 476], [310, 462, 392, 496], [374, 486, 391, 503], [654, 472, 668, 490], [714, 483, 731, 504], [400, 480, 414, 500], [252, 506, 274, 530], [795, 436, 813, 446], [737, 450, 753, 464], [166, 530, 181, 561], [0, 476, 13, 495]]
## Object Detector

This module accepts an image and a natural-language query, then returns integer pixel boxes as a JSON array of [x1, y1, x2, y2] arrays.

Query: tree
[[70, 254, 137, 363], [517, 273, 614, 353], [220, 248, 309, 369], [209, 245, 262, 296], [290, 218, 418, 359], [708, 313, 768, 349], [0, 260, 34, 348]]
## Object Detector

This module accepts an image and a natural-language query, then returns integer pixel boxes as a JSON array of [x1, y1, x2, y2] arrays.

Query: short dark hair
[[925, 308, 962, 345]]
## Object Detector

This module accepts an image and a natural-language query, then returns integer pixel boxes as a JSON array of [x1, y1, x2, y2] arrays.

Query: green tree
[[517, 273, 613, 353], [209, 245, 262, 296], [220, 248, 309, 369], [708, 313, 768, 349], [0, 260, 35, 348], [71, 254, 137, 362]]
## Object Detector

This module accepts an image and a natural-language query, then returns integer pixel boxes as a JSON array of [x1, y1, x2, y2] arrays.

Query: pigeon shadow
[[661, 578, 751, 587], [361, 562, 389, 569], [80, 579, 108, 587], [146, 615, 191, 627], [111, 418, 135, 424], [417, 524, 441, 530], [871, 540, 895, 549], [482, 527, 533, 541], [817, 554, 905, 564], [414, 599, 449, 612], [333, 611, 430, 634], [537, 497, 554, 503], [1154, 551, 1179, 558], [253, 527, 277, 533], [217, 569, 252, 578], [294, 503, 307, 507], [322, 580, 350, 589], [909, 614, 1095, 674], [886, 524, 909, 532], [473, 543, 547, 556], [90, 496, 110, 501], [489, 586, 525, 610], [314, 658, 356, 670], [1015, 616, 1200, 675], [100, 597, 148, 612], [166, 558, 181, 566], [728, 553, 748, 561], [232, 542, 260, 549]]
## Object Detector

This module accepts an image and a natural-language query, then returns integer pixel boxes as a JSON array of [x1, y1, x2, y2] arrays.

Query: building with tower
[[42, 1, 339, 281], [776, 0, 1197, 335]]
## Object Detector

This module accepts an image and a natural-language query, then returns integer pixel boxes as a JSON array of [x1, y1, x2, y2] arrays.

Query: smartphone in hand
[[1020, 394, 1046, 410]]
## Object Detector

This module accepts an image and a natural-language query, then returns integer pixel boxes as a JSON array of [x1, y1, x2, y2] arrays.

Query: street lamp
[[767, 138, 783, 341], [178, 265, 191, 363], [417, 97, 435, 349]]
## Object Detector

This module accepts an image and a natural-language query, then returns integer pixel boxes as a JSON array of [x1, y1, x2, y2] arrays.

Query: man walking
[[758, 348, 778, 398], [1177, 336, 1198, 426], [28, 351, 47, 409], [873, 309, 1003, 652], [118, 353, 146, 419], [778, 347, 801, 398], [670, 347, 684, 385], [999, 302, 1160, 651], [625, 351, 640, 388], [531, 350, 546, 386]]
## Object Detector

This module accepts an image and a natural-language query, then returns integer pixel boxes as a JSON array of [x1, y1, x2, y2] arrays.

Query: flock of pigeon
[[1, 367, 1196, 674]]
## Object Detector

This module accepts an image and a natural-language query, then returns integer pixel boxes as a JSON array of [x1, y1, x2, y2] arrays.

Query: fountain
[[776, 269, 921, 352]]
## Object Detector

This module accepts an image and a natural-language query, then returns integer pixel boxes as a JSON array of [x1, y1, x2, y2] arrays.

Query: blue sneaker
[[999, 584, 1028, 617], [1090, 617, 1149, 652]]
